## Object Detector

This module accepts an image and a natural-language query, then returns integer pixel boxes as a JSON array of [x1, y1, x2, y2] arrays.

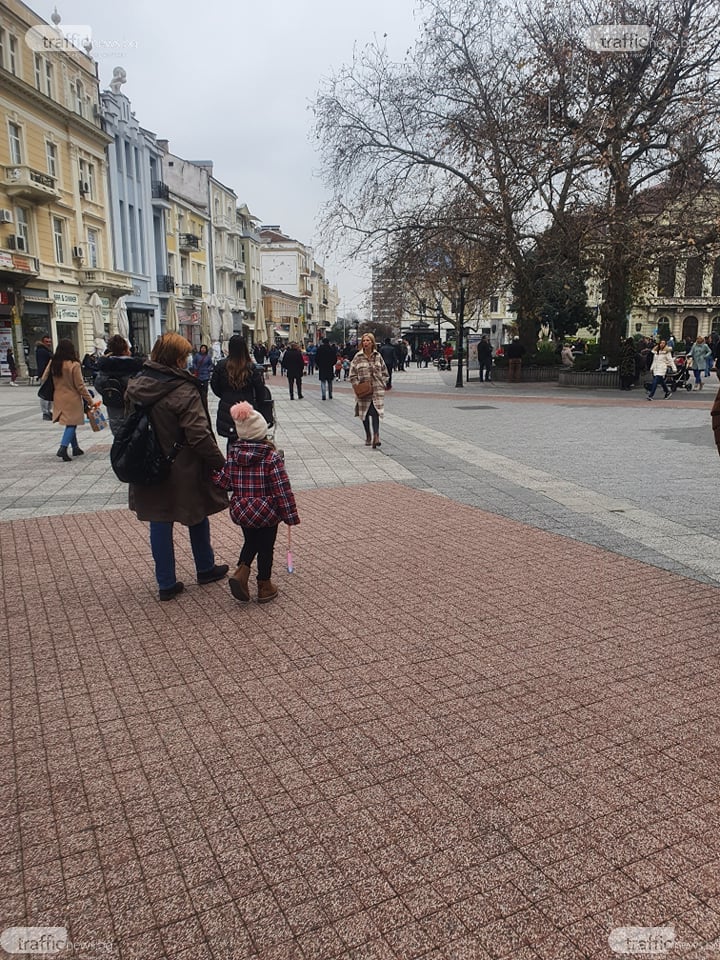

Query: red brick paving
[[2, 482, 720, 959]]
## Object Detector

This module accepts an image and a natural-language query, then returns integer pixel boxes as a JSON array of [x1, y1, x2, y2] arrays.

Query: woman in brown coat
[[40, 339, 98, 461], [124, 333, 230, 601]]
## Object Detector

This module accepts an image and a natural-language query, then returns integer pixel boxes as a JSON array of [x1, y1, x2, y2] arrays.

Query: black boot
[[72, 446, 84, 456], [56, 445, 71, 462]]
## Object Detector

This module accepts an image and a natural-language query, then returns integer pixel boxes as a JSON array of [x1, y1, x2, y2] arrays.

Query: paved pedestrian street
[[2, 372, 720, 960]]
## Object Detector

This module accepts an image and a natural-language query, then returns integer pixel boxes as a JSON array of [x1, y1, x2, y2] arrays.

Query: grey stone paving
[[2, 368, 719, 585]]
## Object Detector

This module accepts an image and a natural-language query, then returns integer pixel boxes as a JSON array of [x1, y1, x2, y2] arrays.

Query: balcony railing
[[0, 248, 39, 277], [151, 180, 170, 201], [180, 283, 202, 299], [157, 275, 175, 293], [232, 259, 246, 274], [82, 268, 134, 294], [178, 233, 201, 251], [3, 164, 59, 204]]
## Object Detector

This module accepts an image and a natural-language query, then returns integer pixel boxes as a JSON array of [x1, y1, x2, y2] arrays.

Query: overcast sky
[[40, 0, 421, 315]]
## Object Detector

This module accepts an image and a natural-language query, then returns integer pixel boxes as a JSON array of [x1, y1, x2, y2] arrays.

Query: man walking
[[36, 334, 53, 420], [316, 338, 337, 400], [506, 336, 525, 382], [380, 338, 396, 390], [477, 335, 493, 382], [283, 342, 305, 399]]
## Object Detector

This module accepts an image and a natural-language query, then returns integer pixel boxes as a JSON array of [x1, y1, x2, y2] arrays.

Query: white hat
[[230, 401, 268, 441]]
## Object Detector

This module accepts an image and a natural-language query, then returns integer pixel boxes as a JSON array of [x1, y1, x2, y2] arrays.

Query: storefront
[[52, 290, 81, 356]]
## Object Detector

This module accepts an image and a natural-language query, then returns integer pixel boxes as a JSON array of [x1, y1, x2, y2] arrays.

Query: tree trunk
[[599, 179, 632, 365]]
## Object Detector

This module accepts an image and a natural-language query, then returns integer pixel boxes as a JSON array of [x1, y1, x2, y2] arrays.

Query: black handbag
[[38, 376, 54, 402]]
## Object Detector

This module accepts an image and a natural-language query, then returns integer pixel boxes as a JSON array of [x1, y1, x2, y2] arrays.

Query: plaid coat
[[213, 440, 300, 529], [349, 349, 388, 419]]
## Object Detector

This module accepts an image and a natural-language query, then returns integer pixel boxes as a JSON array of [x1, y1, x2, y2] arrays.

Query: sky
[[39, 0, 422, 316]]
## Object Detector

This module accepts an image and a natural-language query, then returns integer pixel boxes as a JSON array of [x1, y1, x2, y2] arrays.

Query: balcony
[[213, 213, 236, 231], [157, 274, 175, 293], [0, 247, 39, 284], [82, 268, 134, 295], [151, 180, 171, 205], [3, 164, 60, 204], [178, 233, 201, 252], [180, 283, 202, 299], [232, 259, 246, 275], [214, 253, 235, 272]]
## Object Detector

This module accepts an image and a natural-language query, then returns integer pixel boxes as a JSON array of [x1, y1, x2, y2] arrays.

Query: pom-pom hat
[[230, 402, 268, 441]]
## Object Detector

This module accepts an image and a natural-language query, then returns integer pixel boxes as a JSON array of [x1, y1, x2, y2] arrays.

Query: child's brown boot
[[257, 579, 278, 603], [229, 564, 251, 602]]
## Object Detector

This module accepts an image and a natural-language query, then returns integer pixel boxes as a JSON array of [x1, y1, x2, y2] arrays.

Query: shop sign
[[53, 292, 79, 306], [57, 308, 80, 321]]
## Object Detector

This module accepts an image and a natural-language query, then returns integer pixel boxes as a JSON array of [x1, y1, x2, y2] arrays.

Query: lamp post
[[436, 299, 442, 346], [455, 273, 470, 388]]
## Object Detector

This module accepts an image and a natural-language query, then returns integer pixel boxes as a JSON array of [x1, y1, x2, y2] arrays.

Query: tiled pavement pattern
[[2, 375, 720, 959]]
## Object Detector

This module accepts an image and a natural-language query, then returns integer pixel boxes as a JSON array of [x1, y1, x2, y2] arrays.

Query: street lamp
[[436, 299, 443, 345], [455, 273, 470, 388]]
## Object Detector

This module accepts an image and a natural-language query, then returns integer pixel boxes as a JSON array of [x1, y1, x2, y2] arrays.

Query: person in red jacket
[[213, 401, 300, 603]]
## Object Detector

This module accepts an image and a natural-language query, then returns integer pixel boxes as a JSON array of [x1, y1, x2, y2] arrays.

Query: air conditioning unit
[[7, 235, 26, 251], [0, 209, 13, 224], [71, 246, 84, 260], [78, 180, 90, 195]]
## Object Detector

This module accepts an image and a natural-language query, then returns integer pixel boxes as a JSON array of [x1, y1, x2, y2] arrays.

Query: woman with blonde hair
[[349, 332, 389, 448], [40, 338, 100, 461], [124, 332, 229, 601]]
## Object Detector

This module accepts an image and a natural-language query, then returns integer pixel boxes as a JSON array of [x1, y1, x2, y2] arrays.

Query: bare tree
[[316, 0, 720, 360]]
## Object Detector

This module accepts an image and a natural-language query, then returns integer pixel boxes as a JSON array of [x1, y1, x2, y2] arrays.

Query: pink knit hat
[[230, 402, 268, 441]]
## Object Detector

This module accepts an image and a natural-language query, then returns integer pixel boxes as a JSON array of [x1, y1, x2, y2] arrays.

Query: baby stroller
[[666, 355, 693, 392]]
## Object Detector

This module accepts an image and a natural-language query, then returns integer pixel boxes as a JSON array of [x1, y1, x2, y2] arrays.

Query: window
[[52, 217, 65, 263], [657, 258, 676, 297], [45, 60, 54, 97], [34, 54, 42, 90], [86, 228, 98, 268], [75, 79, 84, 117], [78, 158, 95, 199], [15, 207, 29, 251], [489, 296, 499, 313], [46, 142, 57, 178], [0, 27, 5, 69], [8, 33, 17, 75], [684, 257, 703, 298], [125, 142, 133, 178], [8, 123, 22, 165]]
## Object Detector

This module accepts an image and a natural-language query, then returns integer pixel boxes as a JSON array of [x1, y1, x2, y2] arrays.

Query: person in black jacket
[[283, 342, 305, 399], [94, 335, 144, 435], [477, 335, 493, 382], [211, 335, 266, 443], [36, 335, 53, 420], [315, 338, 338, 399], [379, 338, 396, 389]]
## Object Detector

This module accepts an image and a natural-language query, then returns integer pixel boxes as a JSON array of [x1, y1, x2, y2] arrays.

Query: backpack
[[98, 377, 125, 408], [110, 377, 185, 485]]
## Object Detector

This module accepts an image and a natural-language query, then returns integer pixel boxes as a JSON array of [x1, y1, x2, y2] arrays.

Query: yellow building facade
[[0, 1, 132, 374]]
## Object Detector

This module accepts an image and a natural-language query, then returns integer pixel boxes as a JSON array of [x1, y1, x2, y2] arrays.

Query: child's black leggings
[[239, 524, 279, 580]]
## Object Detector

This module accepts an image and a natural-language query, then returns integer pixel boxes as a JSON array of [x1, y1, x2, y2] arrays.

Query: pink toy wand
[[287, 526, 294, 573]]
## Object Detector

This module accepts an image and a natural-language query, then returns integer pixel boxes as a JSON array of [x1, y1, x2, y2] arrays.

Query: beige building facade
[[0, 1, 132, 375]]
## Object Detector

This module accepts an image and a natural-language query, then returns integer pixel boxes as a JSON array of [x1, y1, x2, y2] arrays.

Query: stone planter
[[489, 365, 560, 382], [558, 369, 621, 389]]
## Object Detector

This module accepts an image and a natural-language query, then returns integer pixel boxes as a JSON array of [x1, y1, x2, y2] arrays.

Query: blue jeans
[[149, 518, 215, 590], [647, 375, 669, 398], [60, 425, 77, 447], [320, 377, 333, 399]]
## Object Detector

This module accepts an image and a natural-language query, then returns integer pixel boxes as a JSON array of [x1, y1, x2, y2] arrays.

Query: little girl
[[213, 402, 300, 603]]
